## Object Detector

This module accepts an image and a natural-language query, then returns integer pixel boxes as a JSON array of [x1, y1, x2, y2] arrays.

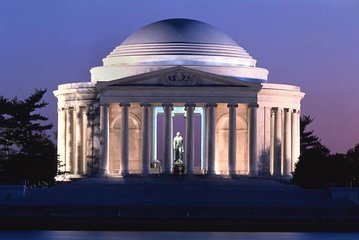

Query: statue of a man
[[173, 131, 184, 161]]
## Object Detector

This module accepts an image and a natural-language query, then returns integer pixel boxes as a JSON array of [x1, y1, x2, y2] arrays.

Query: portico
[[94, 66, 259, 175]]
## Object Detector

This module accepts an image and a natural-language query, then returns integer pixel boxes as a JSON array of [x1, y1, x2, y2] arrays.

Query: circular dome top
[[121, 18, 238, 46], [92, 18, 268, 83]]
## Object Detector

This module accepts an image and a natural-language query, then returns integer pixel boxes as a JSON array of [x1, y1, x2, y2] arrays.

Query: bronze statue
[[173, 131, 184, 161], [173, 131, 185, 175]]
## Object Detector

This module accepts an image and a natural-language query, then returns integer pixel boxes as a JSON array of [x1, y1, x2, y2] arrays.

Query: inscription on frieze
[[163, 72, 196, 86]]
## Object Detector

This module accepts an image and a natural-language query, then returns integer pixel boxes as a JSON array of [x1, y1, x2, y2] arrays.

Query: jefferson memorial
[[54, 19, 304, 179]]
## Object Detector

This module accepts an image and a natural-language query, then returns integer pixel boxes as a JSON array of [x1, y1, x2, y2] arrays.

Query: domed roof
[[121, 18, 238, 46], [91, 18, 269, 83]]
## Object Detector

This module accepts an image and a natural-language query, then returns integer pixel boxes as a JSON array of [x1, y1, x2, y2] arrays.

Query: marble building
[[54, 18, 304, 179]]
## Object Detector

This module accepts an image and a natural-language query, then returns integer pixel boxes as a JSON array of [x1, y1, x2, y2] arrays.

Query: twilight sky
[[0, 0, 358, 153]]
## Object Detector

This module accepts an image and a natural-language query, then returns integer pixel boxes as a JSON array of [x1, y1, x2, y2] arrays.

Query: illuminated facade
[[54, 19, 304, 179]]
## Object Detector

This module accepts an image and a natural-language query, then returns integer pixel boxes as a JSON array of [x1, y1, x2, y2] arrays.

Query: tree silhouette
[[0, 89, 56, 185], [345, 144, 359, 186], [293, 115, 359, 188], [293, 115, 330, 188], [300, 115, 323, 153]]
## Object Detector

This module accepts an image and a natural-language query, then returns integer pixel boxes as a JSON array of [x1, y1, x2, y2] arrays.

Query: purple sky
[[0, 0, 358, 153]]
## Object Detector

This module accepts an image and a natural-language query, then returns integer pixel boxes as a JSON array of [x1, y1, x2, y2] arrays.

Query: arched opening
[[110, 112, 142, 174], [215, 113, 248, 175]]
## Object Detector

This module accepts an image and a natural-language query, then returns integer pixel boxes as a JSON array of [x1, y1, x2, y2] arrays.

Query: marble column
[[82, 106, 89, 175], [65, 107, 73, 174], [296, 111, 301, 167], [120, 103, 130, 176], [228, 103, 238, 175], [206, 104, 217, 175], [284, 109, 292, 177], [100, 104, 109, 176], [162, 103, 173, 174], [273, 108, 282, 176], [270, 109, 275, 175], [74, 106, 83, 176], [249, 103, 259, 176], [57, 108, 66, 174], [185, 103, 196, 175], [141, 103, 151, 175], [291, 110, 300, 172], [85, 105, 94, 175]]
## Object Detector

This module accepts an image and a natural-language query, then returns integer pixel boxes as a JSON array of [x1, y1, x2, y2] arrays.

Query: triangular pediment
[[97, 66, 261, 89]]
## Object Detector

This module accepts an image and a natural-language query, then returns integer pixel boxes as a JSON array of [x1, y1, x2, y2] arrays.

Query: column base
[[230, 174, 240, 179], [141, 169, 150, 175], [272, 174, 291, 180], [141, 172, 151, 177], [205, 175, 216, 179], [282, 174, 292, 180], [55, 174, 72, 182], [162, 169, 172, 175], [99, 169, 110, 176], [99, 173, 110, 178], [120, 170, 129, 177], [228, 170, 237, 175], [70, 173, 85, 179]]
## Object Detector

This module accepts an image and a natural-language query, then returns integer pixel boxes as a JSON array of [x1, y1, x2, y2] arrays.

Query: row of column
[[58, 106, 93, 177], [272, 108, 300, 177], [99, 102, 259, 176], [59, 104, 299, 177]]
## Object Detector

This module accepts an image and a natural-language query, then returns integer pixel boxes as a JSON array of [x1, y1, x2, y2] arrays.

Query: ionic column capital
[[85, 105, 95, 118], [185, 103, 196, 111], [74, 105, 83, 111], [227, 103, 238, 108], [82, 104, 92, 110], [162, 103, 174, 111], [248, 103, 259, 108], [140, 103, 152, 108], [274, 107, 283, 117], [205, 103, 217, 108], [185, 103, 196, 107], [119, 103, 130, 108]]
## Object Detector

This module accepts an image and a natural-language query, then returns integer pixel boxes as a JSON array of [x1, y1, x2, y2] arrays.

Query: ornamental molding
[[163, 72, 196, 86]]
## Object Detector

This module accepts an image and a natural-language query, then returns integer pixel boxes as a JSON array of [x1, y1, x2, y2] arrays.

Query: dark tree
[[293, 144, 330, 188], [293, 114, 359, 188], [327, 153, 352, 187], [292, 115, 331, 188], [0, 89, 56, 185], [300, 115, 323, 153], [345, 144, 359, 187]]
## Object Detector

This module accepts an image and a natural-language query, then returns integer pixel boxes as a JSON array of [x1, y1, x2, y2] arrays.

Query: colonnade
[[57, 105, 94, 177], [97, 102, 259, 176], [271, 108, 300, 177], [57, 103, 300, 178]]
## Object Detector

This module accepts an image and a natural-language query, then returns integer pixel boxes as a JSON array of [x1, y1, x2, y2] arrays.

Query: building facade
[[54, 19, 304, 179]]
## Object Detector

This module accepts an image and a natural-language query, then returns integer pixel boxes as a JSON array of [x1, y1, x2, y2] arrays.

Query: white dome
[[121, 18, 238, 46], [91, 18, 268, 83]]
